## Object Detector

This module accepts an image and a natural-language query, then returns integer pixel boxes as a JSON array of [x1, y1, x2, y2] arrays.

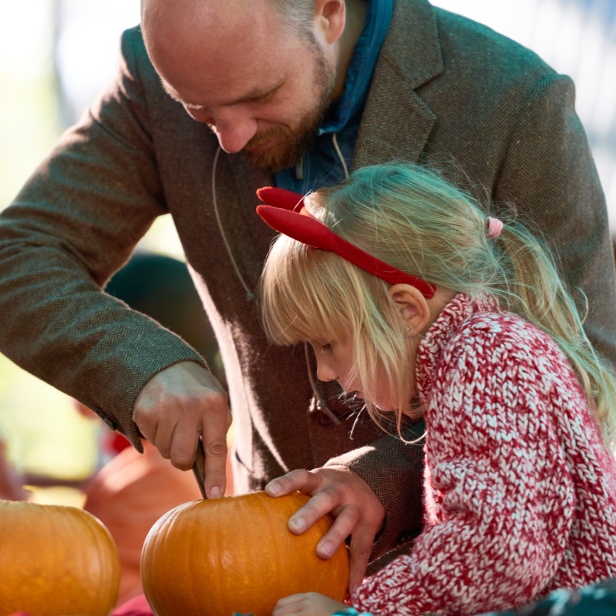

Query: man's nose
[[187, 107, 258, 154], [213, 122, 258, 154]]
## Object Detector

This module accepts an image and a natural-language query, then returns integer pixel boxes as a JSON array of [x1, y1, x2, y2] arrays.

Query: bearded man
[[0, 0, 613, 592]]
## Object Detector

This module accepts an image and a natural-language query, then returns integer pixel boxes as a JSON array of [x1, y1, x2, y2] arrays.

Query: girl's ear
[[388, 284, 431, 335]]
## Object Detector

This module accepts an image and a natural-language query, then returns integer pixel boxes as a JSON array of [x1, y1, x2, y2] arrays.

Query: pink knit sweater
[[352, 294, 616, 616]]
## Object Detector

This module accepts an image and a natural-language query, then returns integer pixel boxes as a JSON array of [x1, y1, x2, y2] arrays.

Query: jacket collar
[[352, 0, 444, 169]]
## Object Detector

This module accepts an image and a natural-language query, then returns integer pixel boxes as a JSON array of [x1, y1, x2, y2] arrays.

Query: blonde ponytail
[[491, 221, 616, 446]]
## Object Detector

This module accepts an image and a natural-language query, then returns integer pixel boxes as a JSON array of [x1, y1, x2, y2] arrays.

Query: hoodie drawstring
[[331, 133, 350, 180], [210, 141, 349, 426], [211, 146, 255, 301]]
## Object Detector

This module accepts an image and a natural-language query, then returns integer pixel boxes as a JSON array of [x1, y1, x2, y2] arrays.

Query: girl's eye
[[320, 343, 332, 351]]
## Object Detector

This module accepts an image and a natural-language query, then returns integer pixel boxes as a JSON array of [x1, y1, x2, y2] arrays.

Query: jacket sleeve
[[351, 331, 576, 616], [324, 423, 426, 570], [494, 73, 616, 367], [0, 29, 206, 450]]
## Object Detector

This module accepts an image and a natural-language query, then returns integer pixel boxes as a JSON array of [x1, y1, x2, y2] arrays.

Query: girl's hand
[[265, 466, 385, 594], [272, 592, 348, 616]]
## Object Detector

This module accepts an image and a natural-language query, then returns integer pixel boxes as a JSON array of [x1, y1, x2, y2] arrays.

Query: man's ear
[[388, 284, 431, 335], [313, 0, 346, 45]]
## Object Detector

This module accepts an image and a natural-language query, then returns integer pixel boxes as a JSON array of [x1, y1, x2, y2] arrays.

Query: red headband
[[256, 187, 436, 299]]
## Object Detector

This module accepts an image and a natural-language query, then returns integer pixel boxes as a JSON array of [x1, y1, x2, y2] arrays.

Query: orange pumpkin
[[0, 500, 121, 616], [141, 491, 350, 616]]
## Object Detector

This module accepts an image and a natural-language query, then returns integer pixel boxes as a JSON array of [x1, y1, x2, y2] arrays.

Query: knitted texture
[[352, 294, 616, 616]]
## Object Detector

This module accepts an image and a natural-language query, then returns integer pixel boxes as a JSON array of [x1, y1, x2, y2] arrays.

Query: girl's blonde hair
[[259, 163, 616, 446]]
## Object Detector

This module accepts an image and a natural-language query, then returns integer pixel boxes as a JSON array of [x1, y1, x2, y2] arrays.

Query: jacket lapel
[[353, 0, 444, 170]]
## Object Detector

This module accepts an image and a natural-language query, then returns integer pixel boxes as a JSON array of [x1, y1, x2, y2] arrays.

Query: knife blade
[[192, 436, 207, 499]]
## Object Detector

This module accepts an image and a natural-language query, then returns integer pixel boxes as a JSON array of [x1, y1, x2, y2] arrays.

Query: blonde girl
[[257, 163, 616, 616]]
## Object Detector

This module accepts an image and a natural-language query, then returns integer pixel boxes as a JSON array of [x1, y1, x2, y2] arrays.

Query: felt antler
[[256, 187, 436, 299], [256, 187, 305, 212]]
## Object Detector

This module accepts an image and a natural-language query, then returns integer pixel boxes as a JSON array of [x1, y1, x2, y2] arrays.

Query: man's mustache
[[244, 126, 290, 150]]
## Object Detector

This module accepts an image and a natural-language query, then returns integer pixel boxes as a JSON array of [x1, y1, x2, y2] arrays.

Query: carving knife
[[192, 437, 207, 499]]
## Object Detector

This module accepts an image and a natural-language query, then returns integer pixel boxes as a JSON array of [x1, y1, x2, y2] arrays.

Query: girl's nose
[[316, 359, 338, 383]]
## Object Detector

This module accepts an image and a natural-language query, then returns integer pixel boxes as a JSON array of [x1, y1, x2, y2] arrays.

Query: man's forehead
[[144, 0, 297, 107]]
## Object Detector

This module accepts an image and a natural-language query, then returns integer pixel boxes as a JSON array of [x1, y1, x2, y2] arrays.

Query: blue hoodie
[[273, 0, 393, 194]]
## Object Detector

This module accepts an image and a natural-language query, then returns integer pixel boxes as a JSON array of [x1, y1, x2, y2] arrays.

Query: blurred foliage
[[0, 1, 183, 494], [0, 353, 99, 479], [0, 74, 62, 210]]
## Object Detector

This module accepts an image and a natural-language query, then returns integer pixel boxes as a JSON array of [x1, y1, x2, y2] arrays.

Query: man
[[0, 0, 613, 593]]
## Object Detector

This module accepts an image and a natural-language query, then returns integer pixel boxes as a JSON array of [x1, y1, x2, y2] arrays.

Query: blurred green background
[[0, 0, 614, 503], [0, 0, 184, 502]]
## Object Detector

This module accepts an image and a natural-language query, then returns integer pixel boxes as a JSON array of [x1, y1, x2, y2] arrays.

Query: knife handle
[[192, 437, 207, 499]]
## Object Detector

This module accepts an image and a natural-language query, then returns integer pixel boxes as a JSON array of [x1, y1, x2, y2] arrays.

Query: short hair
[[272, 0, 317, 41]]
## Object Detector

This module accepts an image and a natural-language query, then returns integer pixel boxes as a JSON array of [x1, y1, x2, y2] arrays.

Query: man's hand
[[272, 592, 347, 616], [133, 361, 231, 499], [265, 466, 385, 594]]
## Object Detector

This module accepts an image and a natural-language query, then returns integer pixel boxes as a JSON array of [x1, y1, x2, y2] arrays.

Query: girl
[[256, 163, 616, 616]]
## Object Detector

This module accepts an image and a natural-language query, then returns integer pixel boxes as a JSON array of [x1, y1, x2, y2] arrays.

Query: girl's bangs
[[260, 237, 352, 346]]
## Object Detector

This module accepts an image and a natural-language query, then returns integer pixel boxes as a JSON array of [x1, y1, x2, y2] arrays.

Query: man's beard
[[242, 48, 337, 173]]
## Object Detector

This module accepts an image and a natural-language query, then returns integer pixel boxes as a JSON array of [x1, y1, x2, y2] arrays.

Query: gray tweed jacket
[[0, 0, 613, 571]]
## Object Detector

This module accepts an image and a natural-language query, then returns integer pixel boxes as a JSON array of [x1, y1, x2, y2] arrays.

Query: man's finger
[[132, 399, 160, 444], [315, 502, 361, 559], [201, 395, 230, 499], [168, 422, 199, 471], [265, 468, 322, 498], [153, 418, 180, 461], [348, 524, 375, 595]]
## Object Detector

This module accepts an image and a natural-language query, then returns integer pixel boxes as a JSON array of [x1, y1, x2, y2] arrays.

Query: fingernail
[[209, 486, 221, 499], [319, 542, 333, 557], [267, 482, 281, 496], [290, 517, 305, 531]]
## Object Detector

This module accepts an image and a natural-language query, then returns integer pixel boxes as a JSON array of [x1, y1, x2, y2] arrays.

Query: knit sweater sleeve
[[352, 316, 577, 616]]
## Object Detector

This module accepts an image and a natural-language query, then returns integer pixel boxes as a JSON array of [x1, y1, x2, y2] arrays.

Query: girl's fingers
[[348, 525, 374, 594], [265, 468, 322, 498], [287, 488, 340, 536], [272, 594, 307, 616], [316, 502, 360, 559], [272, 593, 345, 616]]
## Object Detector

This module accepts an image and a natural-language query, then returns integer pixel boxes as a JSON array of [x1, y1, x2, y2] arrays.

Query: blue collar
[[317, 0, 393, 136]]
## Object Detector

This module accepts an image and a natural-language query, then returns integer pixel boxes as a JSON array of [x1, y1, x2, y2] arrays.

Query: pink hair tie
[[487, 217, 503, 239]]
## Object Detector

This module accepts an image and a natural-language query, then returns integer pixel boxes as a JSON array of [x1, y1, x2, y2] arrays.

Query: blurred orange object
[[84, 440, 234, 606], [0, 439, 25, 501]]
